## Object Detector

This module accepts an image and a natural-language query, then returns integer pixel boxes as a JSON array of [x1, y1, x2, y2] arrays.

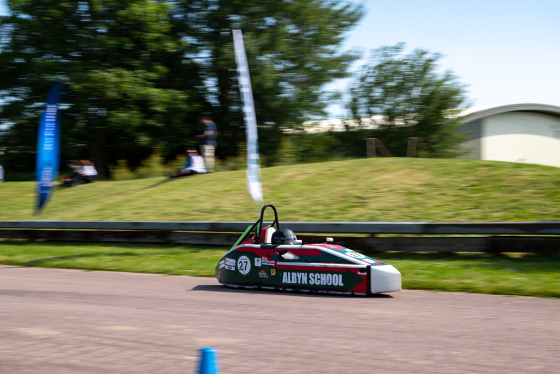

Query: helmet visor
[[283, 235, 297, 244]]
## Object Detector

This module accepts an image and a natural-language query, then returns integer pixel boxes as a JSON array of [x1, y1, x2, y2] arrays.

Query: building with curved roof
[[459, 104, 560, 167]]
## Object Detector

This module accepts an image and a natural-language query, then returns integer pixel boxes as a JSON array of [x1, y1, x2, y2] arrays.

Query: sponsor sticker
[[258, 270, 268, 278], [255, 257, 262, 267], [237, 255, 251, 275], [271, 269, 276, 276], [261, 257, 275, 266], [222, 258, 235, 270], [345, 251, 366, 259]]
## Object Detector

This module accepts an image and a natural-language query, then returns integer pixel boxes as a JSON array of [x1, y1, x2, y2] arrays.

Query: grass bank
[[1, 158, 559, 222]]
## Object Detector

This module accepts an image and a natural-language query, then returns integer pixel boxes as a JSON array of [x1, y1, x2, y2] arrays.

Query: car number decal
[[237, 256, 251, 275]]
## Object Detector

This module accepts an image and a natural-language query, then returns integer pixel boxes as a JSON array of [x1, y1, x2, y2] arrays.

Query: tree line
[[0, 0, 467, 179]]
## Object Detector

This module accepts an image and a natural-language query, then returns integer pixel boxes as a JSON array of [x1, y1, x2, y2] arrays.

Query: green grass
[[1, 158, 559, 297], [1, 158, 559, 222], [377, 251, 560, 298], [0, 241, 221, 276]]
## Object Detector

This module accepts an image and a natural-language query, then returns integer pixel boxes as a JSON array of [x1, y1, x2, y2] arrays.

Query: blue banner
[[35, 83, 62, 213], [232, 28, 263, 202]]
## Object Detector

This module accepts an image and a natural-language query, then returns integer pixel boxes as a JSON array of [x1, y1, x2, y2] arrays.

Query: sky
[[327, 0, 560, 117], [1, 0, 558, 118]]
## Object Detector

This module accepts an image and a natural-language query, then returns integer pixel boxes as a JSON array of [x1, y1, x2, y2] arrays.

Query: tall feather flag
[[232, 28, 263, 202], [35, 83, 62, 214]]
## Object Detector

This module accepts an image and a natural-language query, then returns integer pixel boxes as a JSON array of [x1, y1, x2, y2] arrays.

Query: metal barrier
[[1, 221, 559, 253]]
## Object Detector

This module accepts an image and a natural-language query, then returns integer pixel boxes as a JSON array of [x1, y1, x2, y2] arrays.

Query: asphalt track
[[1, 266, 559, 374]]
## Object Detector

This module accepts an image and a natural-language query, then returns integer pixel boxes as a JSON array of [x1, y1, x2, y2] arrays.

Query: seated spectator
[[61, 160, 82, 187], [169, 147, 206, 178], [60, 160, 97, 186], [79, 160, 97, 183]]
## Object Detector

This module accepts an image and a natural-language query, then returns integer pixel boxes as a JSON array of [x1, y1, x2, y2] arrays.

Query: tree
[[0, 0, 363, 177], [347, 43, 468, 157], [174, 0, 363, 163], [0, 0, 204, 178]]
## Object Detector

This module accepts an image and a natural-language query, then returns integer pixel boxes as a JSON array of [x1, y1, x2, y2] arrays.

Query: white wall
[[481, 112, 560, 167]]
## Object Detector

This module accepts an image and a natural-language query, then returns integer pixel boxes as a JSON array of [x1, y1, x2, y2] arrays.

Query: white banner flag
[[232, 28, 263, 202]]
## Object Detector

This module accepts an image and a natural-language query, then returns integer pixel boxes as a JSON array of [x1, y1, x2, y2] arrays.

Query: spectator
[[0, 164, 3, 183], [79, 160, 97, 183], [169, 147, 206, 178], [196, 116, 217, 172], [60, 160, 97, 186], [61, 160, 82, 187]]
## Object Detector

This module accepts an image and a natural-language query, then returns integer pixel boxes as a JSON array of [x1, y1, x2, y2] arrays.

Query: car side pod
[[370, 264, 402, 294]]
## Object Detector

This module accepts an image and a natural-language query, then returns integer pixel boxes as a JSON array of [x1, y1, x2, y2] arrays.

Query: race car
[[215, 204, 401, 295]]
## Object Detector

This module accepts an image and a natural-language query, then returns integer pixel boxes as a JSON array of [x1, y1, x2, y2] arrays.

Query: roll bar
[[234, 204, 280, 246]]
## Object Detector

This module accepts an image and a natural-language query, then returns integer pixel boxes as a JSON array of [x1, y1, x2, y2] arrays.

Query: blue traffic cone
[[197, 347, 219, 374]]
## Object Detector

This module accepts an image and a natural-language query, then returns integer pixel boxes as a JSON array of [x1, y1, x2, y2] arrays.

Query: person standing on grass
[[196, 115, 217, 173]]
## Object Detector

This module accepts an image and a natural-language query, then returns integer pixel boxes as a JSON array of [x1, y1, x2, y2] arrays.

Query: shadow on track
[[191, 284, 394, 298]]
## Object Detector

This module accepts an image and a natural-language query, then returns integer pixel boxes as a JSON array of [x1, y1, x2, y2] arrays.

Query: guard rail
[[1, 221, 559, 253]]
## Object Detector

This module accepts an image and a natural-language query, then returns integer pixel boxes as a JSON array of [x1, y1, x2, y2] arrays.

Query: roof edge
[[461, 103, 560, 123]]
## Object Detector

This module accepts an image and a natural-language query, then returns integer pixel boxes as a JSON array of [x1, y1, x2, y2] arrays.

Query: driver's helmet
[[272, 228, 297, 245]]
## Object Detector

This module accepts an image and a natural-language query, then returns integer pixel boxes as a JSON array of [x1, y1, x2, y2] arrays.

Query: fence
[[1, 220, 559, 253]]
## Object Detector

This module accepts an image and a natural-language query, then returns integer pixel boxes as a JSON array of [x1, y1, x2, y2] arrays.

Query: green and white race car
[[215, 204, 401, 295]]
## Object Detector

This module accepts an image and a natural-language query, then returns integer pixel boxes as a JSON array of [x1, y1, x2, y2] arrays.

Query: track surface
[[1, 266, 559, 373]]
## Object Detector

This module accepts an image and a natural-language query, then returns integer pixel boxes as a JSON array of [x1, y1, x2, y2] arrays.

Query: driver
[[271, 228, 298, 245]]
